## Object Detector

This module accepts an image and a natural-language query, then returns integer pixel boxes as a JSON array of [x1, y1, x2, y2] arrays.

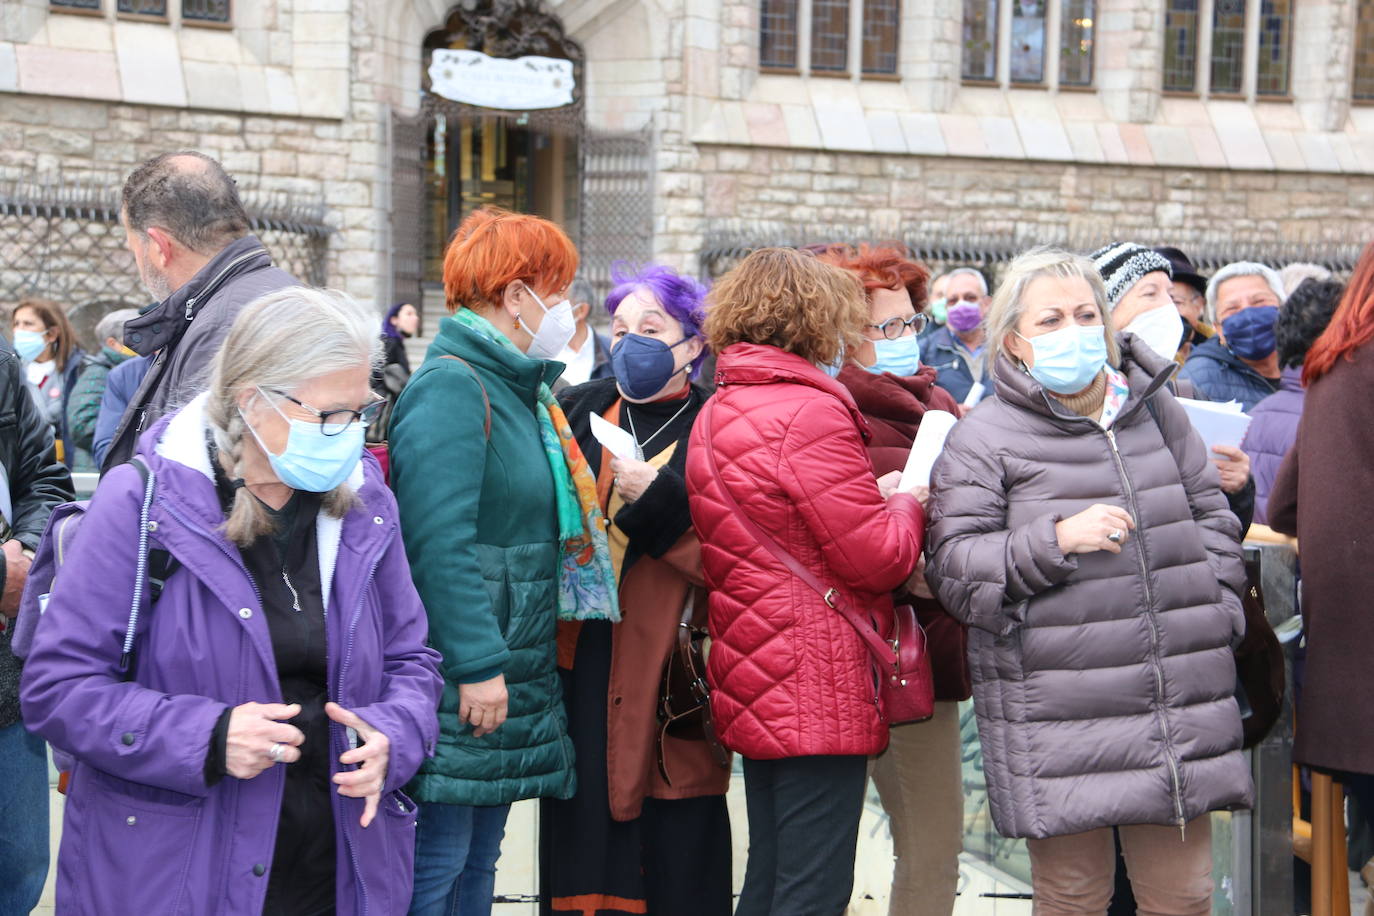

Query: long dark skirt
[[540, 622, 732, 916]]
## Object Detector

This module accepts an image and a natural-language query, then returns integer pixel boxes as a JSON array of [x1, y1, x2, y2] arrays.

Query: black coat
[[0, 346, 77, 728], [103, 236, 298, 471]]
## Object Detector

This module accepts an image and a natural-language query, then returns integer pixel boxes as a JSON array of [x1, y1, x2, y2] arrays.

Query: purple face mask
[[946, 301, 984, 333]]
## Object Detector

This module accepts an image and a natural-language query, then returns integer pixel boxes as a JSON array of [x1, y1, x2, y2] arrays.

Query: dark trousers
[[736, 754, 869, 916]]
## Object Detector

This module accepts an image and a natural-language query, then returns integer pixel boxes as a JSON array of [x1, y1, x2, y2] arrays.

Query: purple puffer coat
[[1239, 366, 1304, 526], [20, 395, 443, 915], [925, 340, 1253, 840]]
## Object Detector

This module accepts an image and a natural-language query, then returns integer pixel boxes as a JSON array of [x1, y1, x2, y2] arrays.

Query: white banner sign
[[428, 49, 575, 111]]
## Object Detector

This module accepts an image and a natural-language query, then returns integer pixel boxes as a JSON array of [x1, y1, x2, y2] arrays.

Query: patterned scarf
[[453, 309, 620, 622]]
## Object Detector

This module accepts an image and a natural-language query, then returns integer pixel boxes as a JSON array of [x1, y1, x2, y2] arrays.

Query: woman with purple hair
[[370, 302, 419, 441], [543, 263, 732, 916]]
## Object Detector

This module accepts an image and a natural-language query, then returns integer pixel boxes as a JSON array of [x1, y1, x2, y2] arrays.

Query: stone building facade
[[2, 0, 1373, 321]]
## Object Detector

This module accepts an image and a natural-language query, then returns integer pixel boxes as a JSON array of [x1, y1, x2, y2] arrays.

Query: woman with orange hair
[[1269, 242, 1374, 841], [389, 207, 619, 916], [822, 245, 969, 916]]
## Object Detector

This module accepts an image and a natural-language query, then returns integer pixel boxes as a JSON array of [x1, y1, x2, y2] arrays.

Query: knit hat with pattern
[[1090, 242, 1174, 311]]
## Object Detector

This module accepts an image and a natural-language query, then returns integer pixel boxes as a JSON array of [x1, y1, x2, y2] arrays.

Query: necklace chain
[[624, 396, 692, 457]]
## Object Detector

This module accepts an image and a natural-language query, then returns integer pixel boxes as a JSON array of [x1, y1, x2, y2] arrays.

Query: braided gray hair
[[206, 287, 379, 546]]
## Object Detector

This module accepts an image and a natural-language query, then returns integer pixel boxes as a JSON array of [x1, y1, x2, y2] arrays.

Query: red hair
[[832, 244, 930, 310], [442, 207, 578, 314], [1304, 242, 1374, 384]]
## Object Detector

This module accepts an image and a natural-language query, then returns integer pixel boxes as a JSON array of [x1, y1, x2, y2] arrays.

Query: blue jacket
[[919, 326, 988, 404], [1178, 337, 1279, 412], [93, 355, 151, 468], [1240, 366, 1304, 526]]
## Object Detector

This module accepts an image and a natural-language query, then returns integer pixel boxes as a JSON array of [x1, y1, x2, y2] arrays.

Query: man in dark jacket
[[102, 151, 298, 471], [1178, 261, 1285, 411], [919, 267, 992, 404], [0, 346, 76, 913]]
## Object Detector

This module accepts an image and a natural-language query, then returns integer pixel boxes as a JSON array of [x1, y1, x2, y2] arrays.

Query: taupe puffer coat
[[926, 339, 1254, 840]]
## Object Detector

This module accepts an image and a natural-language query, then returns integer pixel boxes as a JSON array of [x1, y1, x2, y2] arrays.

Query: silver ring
[[1107, 529, 1124, 544], [268, 742, 286, 763]]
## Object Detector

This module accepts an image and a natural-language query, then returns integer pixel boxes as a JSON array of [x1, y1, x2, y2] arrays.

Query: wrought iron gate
[[580, 127, 654, 302]]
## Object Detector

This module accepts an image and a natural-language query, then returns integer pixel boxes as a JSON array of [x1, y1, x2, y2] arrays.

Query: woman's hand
[[326, 702, 390, 828], [1211, 445, 1250, 494], [225, 702, 304, 780], [610, 457, 658, 504], [459, 673, 508, 738], [906, 554, 935, 600], [1054, 504, 1136, 555]]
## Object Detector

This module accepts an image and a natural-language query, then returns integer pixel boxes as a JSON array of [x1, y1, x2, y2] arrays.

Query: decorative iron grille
[[0, 171, 331, 339], [579, 127, 654, 304], [699, 219, 1365, 282], [390, 110, 430, 314]]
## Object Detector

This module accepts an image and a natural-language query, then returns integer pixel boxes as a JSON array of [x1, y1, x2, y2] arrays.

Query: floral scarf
[[453, 308, 620, 622]]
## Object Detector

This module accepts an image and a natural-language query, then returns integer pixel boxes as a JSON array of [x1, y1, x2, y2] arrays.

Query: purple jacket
[[1240, 366, 1304, 526], [20, 395, 443, 915]]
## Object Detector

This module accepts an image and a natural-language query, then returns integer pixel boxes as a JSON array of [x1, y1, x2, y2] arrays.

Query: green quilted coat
[[390, 315, 576, 806]]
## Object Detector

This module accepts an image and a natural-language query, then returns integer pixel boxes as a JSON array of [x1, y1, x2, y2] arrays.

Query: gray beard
[[141, 264, 173, 303]]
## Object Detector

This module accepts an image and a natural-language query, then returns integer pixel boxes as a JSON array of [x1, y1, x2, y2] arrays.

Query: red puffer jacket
[[686, 343, 925, 759]]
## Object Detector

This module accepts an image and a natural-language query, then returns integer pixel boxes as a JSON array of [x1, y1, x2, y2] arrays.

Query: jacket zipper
[[1103, 427, 1186, 830], [182, 249, 261, 322]]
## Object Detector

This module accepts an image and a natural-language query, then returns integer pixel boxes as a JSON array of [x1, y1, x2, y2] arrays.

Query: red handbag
[[700, 404, 934, 725]]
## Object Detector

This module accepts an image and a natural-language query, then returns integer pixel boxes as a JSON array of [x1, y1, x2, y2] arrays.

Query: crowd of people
[[0, 148, 1367, 916]]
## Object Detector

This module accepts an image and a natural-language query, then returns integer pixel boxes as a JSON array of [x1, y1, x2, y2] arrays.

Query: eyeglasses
[[868, 314, 929, 340], [267, 389, 387, 436]]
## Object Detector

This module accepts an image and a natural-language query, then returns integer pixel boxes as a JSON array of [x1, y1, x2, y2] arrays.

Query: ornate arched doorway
[[391, 0, 653, 313]]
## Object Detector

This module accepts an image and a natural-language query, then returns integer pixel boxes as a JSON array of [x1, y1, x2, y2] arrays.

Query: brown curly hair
[[705, 247, 867, 367]]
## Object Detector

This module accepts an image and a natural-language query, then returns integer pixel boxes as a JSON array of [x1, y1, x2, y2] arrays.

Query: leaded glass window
[[861, 0, 900, 75], [1210, 0, 1246, 95], [810, 0, 851, 72], [1255, 0, 1291, 96], [1356, 0, 1374, 100], [117, 0, 166, 14], [183, 0, 230, 22], [1059, 0, 1094, 87], [760, 0, 800, 70], [1010, 0, 1046, 83], [962, 0, 998, 81], [1163, 0, 1199, 92], [50, 0, 102, 10]]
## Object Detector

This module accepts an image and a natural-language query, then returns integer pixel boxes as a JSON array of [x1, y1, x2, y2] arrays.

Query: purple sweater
[[1241, 366, 1305, 526]]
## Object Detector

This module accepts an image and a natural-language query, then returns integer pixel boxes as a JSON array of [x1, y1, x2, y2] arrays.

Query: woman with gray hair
[[20, 286, 443, 915], [66, 307, 141, 470], [925, 248, 1252, 914], [1178, 261, 1286, 410]]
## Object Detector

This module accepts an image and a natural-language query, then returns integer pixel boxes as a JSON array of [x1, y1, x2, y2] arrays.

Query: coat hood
[[122, 236, 276, 357], [714, 342, 872, 440]]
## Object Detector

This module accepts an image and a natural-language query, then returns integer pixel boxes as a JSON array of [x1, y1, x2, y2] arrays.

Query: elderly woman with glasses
[[21, 287, 444, 916]]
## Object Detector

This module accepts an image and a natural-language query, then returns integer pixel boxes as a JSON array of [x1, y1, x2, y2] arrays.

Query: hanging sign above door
[[428, 49, 575, 110]]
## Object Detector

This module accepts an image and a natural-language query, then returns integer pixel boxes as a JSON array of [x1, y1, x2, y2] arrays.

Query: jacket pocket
[[379, 789, 419, 910], [78, 767, 202, 914]]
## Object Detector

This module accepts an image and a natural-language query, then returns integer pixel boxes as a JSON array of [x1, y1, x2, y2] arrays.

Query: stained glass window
[[810, 0, 851, 72], [1010, 0, 1046, 83], [183, 0, 230, 22], [1210, 0, 1246, 95], [117, 0, 166, 14], [50, 0, 102, 10], [861, 0, 900, 75], [962, 0, 998, 81], [1356, 0, 1374, 100], [1163, 0, 1198, 92], [760, 0, 800, 70], [1255, 0, 1291, 96], [1059, 0, 1094, 87]]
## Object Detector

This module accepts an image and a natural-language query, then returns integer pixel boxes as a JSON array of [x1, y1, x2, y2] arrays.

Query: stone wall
[[694, 144, 1374, 261]]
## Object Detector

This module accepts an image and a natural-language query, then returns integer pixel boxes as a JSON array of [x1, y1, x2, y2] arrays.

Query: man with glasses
[[919, 267, 993, 404], [104, 151, 299, 471]]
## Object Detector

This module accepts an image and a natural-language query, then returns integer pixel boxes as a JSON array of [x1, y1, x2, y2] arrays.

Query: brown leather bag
[[656, 590, 729, 785]]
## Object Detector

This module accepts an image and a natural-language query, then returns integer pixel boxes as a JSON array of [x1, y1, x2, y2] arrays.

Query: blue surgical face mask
[[610, 333, 695, 401], [866, 334, 922, 377], [241, 394, 364, 493], [12, 329, 47, 364], [1221, 304, 1279, 362], [1017, 324, 1108, 395]]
